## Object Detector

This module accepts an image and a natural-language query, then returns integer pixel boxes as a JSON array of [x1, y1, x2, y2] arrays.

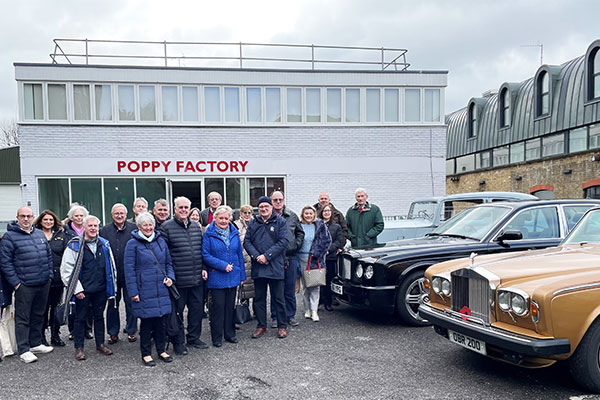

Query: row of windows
[[38, 176, 285, 226], [22, 82, 442, 125], [449, 124, 600, 174]]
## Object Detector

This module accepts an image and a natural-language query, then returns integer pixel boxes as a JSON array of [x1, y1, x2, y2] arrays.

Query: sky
[[1, 0, 599, 122]]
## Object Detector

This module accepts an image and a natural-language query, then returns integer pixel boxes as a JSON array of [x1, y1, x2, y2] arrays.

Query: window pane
[[224, 87, 240, 123], [267, 177, 284, 197], [246, 88, 261, 122], [326, 88, 341, 122], [73, 85, 91, 121], [118, 85, 135, 121], [564, 205, 594, 231], [493, 146, 509, 167], [48, 84, 67, 120], [405, 89, 421, 122], [204, 87, 221, 122], [38, 178, 69, 220], [510, 142, 525, 163], [384, 89, 399, 122], [162, 86, 178, 121], [71, 178, 103, 223], [424, 89, 440, 122], [103, 178, 134, 221], [226, 178, 242, 210], [456, 154, 475, 173], [139, 85, 156, 121], [590, 124, 600, 149], [366, 88, 381, 122], [345, 88, 360, 122], [525, 138, 541, 160], [595, 75, 600, 99], [24, 83, 43, 120], [182, 86, 199, 121], [306, 88, 321, 122], [569, 127, 587, 153], [265, 88, 281, 122], [476, 151, 491, 169], [542, 133, 564, 156], [446, 159, 455, 175], [249, 178, 265, 207], [286, 88, 302, 122], [204, 178, 224, 208], [501, 89, 510, 127], [541, 93, 549, 115], [504, 207, 559, 239], [95, 84, 112, 121], [136, 178, 166, 209]]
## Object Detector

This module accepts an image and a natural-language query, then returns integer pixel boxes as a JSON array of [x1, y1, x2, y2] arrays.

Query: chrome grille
[[337, 256, 352, 280], [451, 270, 490, 324]]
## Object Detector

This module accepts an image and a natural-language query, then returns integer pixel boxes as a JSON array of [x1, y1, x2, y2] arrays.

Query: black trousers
[[320, 259, 337, 307], [73, 291, 107, 349], [107, 282, 137, 336], [43, 285, 63, 334], [14, 281, 50, 355], [209, 287, 236, 344], [170, 285, 204, 345], [254, 278, 287, 329], [139, 316, 167, 357]]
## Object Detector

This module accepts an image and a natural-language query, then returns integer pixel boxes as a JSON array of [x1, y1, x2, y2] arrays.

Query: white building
[[15, 40, 447, 224]]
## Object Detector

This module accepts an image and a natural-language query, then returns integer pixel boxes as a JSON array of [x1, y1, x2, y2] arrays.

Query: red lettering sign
[[116, 160, 249, 174]]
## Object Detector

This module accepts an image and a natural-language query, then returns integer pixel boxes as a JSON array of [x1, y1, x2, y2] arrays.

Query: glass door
[[169, 180, 203, 210]]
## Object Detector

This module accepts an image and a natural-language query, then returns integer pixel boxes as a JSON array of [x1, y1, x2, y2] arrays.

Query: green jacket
[[345, 202, 384, 248]]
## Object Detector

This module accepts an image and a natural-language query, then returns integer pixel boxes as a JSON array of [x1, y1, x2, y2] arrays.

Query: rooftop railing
[[49, 38, 410, 71]]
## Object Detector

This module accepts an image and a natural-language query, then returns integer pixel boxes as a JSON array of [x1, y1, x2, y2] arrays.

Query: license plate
[[331, 282, 343, 295], [448, 330, 487, 355]]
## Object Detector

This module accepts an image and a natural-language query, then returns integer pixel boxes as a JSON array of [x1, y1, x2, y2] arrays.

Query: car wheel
[[395, 270, 431, 327], [568, 318, 600, 392]]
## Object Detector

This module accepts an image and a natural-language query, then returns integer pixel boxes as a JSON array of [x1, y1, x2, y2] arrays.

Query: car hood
[[347, 235, 476, 259]]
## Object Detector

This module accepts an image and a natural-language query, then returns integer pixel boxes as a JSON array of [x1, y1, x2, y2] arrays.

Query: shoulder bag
[[55, 237, 85, 326], [301, 255, 326, 288], [145, 243, 180, 301]]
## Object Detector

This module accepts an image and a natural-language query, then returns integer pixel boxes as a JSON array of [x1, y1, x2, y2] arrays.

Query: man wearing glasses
[[0, 207, 54, 363]]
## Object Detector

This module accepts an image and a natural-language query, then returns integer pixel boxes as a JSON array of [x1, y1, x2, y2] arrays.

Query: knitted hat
[[257, 196, 272, 206]]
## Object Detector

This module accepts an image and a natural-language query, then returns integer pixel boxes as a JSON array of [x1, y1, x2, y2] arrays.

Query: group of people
[[0, 187, 384, 366]]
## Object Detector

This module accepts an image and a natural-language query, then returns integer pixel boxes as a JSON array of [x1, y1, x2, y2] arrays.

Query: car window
[[407, 201, 437, 221], [502, 207, 559, 239], [433, 205, 511, 240], [564, 209, 600, 244], [440, 200, 484, 222], [563, 205, 595, 232]]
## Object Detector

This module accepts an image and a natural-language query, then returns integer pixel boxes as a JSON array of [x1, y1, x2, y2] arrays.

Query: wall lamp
[[514, 176, 522, 181], [478, 180, 486, 185], [562, 169, 572, 175]]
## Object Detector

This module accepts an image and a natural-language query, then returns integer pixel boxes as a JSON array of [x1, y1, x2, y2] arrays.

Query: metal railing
[[49, 38, 410, 71]]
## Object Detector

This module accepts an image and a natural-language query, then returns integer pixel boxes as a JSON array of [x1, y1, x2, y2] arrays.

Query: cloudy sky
[[1, 0, 599, 122]]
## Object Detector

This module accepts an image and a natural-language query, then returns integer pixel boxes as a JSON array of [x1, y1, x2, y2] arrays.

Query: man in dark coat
[[0, 207, 54, 363], [243, 196, 289, 339], [314, 192, 348, 242], [99, 203, 137, 344], [346, 188, 385, 248], [200, 191, 222, 228], [159, 196, 208, 355]]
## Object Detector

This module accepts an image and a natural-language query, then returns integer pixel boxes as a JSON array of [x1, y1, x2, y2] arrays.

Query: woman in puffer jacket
[[124, 212, 175, 367]]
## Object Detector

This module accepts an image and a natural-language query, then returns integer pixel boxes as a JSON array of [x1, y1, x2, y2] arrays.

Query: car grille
[[450, 269, 490, 324], [338, 256, 352, 280]]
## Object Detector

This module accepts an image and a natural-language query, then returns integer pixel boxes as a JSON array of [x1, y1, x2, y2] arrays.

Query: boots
[[51, 328, 66, 347]]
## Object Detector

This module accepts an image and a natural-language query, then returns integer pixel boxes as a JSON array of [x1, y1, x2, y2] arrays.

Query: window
[[103, 178, 134, 221], [327, 88, 341, 122], [71, 178, 103, 223], [499, 88, 510, 128], [73, 85, 91, 121], [595, 50, 600, 99], [306, 88, 321, 123], [224, 87, 240, 123], [345, 89, 360, 123], [366, 89, 381, 122], [38, 178, 69, 219], [493, 146, 509, 167], [537, 71, 550, 116], [204, 87, 221, 122], [503, 207, 559, 239], [245, 88, 261, 122], [476, 151, 491, 169], [384, 89, 399, 122], [569, 127, 587, 153], [24, 83, 43, 120], [587, 46, 600, 101], [48, 84, 67, 120], [265, 88, 281, 122], [287, 88, 302, 122], [139, 85, 156, 121], [564, 205, 595, 231], [590, 124, 600, 149], [249, 178, 266, 206], [205, 178, 225, 203], [226, 178, 244, 210], [542, 133, 564, 157], [456, 154, 475, 173], [510, 142, 524, 163], [585, 186, 600, 199], [267, 177, 284, 196], [405, 89, 420, 122], [525, 138, 541, 160], [182, 86, 199, 122], [94, 84, 113, 121], [424, 89, 440, 122], [162, 86, 179, 122], [136, 178, 166, 207], [468, 102, 477, 138], [118, 85, 135, 121]]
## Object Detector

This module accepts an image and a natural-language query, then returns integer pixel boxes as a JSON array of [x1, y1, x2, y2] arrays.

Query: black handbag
[[54, 301, 75, 327], [234, 286, 252, 325]]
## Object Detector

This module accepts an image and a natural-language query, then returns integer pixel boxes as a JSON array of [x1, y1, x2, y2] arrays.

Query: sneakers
[[304, 310, 311, 319], [311, 311, 320, 322], [30, 344, 54, 354], [20, 351, 38, 363]]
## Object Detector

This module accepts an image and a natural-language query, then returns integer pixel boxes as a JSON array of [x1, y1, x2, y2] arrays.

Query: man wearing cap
[[243, 196, 289, 339]]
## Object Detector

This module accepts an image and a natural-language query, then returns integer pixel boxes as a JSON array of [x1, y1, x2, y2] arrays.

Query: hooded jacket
[[243, 212, 289, 280], [202, 222, 246, 289]]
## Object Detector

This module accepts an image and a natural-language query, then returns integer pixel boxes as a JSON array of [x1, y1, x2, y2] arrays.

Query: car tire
[[395, 270, 431, 327], [568, 318, 600, 392]]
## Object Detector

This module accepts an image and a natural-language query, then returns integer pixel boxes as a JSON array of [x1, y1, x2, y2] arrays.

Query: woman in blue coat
[[202, 206, 246, 347], [124, 212, 175, 367]]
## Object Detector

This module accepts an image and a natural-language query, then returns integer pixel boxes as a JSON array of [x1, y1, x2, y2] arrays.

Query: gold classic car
[[418, 206, 600, 393]]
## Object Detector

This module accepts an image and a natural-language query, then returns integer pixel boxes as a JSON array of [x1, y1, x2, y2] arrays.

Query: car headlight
[[432, 277, 442, 294], [441, 279, 451, 296], [511, 293, 527, 316], [355, 264, 363, 279], [364, 265, 374, 280], [498, 291, 511, 311], [497, 289, 529, 316]]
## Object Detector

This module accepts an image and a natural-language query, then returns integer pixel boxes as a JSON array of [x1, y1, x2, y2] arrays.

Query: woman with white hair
[[124, 212, 175, 366], [63, 204, 89, 239]]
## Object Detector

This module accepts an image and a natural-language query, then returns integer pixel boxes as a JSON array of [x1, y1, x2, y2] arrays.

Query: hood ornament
[[470, 252, 477, 269]]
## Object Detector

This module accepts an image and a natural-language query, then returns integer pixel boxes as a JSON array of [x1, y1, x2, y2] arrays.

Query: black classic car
[[332, 199, 600, 326]]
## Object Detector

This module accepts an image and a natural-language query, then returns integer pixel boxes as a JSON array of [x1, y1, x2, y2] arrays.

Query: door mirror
[[497, 230, 523, 242]]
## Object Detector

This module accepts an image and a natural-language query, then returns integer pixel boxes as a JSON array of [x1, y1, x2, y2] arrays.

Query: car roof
[[468, 199, 600, 209], [411, 191, 538, 203]]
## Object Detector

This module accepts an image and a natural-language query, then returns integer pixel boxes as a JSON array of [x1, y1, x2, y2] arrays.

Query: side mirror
[[497, 230, 523, 242]]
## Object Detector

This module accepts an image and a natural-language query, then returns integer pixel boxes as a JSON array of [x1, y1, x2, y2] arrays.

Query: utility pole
[[521, 43, 544, 66]]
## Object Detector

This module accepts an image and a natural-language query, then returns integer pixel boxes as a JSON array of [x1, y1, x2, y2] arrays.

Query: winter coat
[[99, 221, 136, 285], [0, 236, 10, 306], [200, 208, 213, 228], [0, 222, 53, 288], [346, 202, 385, 248], [279, 206, 305, 257], [158, 217, 205, 288], [299, 219, 332, 269], [63, 221, 83, 240], [234, 218, 254, 299], [324, 220, 344, 261], [202, 222, 246, 290], [47, 229, 68, 287], [124, 230, 175, 319], [314, 202, 349, 242], [243, 212, 289, 280]]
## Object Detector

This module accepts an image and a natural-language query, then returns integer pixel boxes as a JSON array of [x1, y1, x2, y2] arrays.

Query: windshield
[[430, 205, 512, 241], [563, 209, 600, 244], [407, 201, 438, 221]]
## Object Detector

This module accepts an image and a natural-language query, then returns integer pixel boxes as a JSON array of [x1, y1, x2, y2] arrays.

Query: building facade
[[446, 39, 600, 198], [15, 41, 447, 224]]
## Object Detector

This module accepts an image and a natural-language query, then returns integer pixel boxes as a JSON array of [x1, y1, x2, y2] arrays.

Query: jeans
[[255, 278, 287, 329], [14, 281, 50, 354], [107, 283, 137, 336], [73, 291, 107, 349]]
